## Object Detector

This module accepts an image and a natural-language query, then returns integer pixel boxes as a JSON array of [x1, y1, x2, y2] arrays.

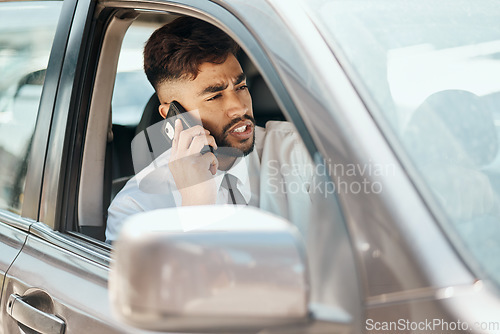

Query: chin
[[242, 142, 255, 156], [216, 126, 256, 157], [237, 134, 256, 156], [219, 142, 254, 157]]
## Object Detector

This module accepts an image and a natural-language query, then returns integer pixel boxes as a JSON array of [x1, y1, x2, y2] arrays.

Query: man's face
[[158, 54, 255, 156]]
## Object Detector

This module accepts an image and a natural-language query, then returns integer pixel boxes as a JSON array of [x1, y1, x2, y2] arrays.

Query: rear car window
[[0, 1, 62, 213]]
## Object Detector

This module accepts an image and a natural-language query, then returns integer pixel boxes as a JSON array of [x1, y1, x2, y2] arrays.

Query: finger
[[193, 135, 217, 154], [187, 134, 215, 154], [209, 161, 217, 175], [205, 135, 217, 150], [177, 125, 207, 152], [200, 152, 218, 175], [171, 119, 183, 156]]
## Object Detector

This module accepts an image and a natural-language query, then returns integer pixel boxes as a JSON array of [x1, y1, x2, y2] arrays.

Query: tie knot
[[223, 173, 238, 187]]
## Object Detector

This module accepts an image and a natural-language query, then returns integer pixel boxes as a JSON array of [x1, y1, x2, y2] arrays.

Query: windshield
[[311, 0, 500, 285]]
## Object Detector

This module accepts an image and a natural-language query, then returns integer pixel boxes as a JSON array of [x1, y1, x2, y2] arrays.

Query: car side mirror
[[109, 206, 310, 332]]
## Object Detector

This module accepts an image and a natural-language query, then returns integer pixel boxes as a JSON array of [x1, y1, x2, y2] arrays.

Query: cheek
[[244, 92, 253, 114], [199, 114, 224, 135]]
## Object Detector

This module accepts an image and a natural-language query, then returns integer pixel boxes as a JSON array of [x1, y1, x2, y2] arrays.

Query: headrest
[[404, 90, 498, 166], [251, 76, 279, 113], [136, 93, 162, 135], [249, 76, 284, 127]]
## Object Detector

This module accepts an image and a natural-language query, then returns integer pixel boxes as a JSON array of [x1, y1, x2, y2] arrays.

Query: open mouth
[[228, 120, 253, 139], [232, 124, 249, 133]]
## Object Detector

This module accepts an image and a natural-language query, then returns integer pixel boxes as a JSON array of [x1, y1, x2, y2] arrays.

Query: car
[[1, 0, 500, 333]]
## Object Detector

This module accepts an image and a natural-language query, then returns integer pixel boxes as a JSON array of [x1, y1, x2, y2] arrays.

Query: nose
[[224, 91, 247, 118]]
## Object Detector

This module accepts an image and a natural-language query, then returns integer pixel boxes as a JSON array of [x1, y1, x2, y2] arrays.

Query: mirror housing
[[109, 206, 310, 332]]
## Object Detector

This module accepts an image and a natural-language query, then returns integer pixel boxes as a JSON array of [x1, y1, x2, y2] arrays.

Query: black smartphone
[[163, 101, 194, 141], [163, 100, 213, 154]]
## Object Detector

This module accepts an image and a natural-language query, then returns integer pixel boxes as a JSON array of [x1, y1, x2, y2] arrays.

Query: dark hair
[[143, 17, 240, 90]]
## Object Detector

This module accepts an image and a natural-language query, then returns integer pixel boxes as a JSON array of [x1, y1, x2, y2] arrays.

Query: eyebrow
[[199, 72, 246, 97], [234, 72, 246, 86]]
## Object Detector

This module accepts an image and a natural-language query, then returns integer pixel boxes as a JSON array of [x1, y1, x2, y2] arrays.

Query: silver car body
[[0, 0, 499, 332]]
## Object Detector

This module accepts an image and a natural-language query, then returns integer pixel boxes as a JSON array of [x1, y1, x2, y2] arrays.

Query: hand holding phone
[[163, 101, 213, 154], [165, 101, 219, 205]]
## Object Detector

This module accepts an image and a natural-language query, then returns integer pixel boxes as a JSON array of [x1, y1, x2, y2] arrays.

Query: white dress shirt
[[106, 121, 313, 242]]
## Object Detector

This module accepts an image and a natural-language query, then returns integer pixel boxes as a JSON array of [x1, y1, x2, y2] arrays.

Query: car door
[[0, 0, 325, 333], [0, 0, 137, 332], [0, 0, 64, 330]]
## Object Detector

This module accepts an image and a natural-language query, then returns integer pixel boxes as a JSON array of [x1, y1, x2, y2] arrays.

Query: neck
[[217, 155, 238, 171]]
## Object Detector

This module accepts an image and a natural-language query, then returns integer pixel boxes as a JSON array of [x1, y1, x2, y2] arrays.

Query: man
[[106, 17, 312, 242]]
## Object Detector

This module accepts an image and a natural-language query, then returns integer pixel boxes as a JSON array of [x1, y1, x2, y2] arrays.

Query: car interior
[[76, 11, 286, 242]]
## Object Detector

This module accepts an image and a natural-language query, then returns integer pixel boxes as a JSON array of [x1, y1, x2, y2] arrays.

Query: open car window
[[103, 12, 312, 241], [76, 10, 341, 255]]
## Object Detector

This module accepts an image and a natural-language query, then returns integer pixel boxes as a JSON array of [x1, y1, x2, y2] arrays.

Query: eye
[[206, 93, 222, 101], [237, 84, 248, 91]]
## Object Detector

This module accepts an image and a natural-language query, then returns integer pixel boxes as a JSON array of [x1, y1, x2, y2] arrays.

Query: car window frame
[[59, 0, 321, 247], [19, 0, 78, 222], [0, 0, 69, 265], [26, 0, 355, 285]]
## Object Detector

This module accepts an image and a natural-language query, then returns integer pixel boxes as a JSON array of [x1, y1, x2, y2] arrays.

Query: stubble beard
[[214, 115, 256, 157]]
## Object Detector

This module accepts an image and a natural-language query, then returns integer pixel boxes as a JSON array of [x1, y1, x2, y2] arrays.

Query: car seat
[[405, 89, 500, 279]]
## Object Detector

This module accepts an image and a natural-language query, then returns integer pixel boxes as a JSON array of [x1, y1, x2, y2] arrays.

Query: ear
[[158, 103, 170, 119]]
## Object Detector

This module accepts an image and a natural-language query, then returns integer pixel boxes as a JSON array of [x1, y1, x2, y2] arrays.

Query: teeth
[[232, 125, 246, 133]]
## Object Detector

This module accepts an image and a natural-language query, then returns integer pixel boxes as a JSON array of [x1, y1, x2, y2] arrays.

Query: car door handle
[[7, 294, 65, 334]]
